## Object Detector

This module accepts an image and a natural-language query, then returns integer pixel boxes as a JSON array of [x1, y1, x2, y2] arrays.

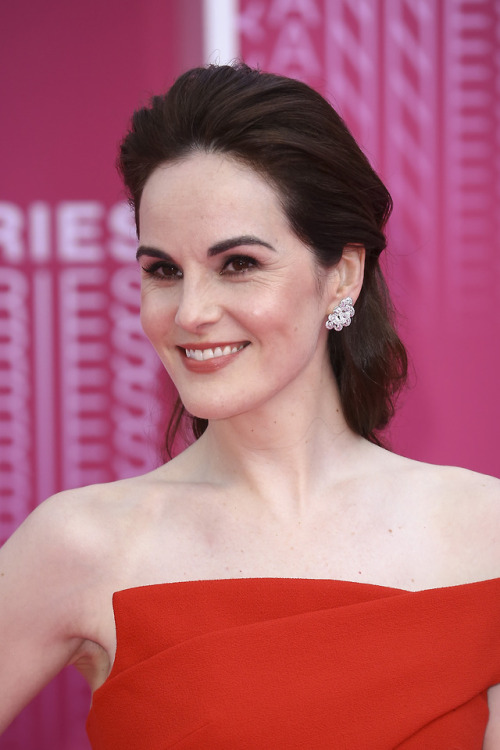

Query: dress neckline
[[89, 575, 500, 700], [112, 575, 500, 599]]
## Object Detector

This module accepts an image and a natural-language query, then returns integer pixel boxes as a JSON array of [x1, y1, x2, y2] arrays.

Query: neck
[[185, 369, 366, 517]]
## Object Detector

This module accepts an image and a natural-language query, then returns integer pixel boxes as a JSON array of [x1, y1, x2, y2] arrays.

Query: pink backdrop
[[240, 0, 500, 473], [1, 1, 499, 747]]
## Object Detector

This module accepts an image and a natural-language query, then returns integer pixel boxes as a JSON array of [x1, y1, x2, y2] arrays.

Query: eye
[[221, 255, 258, 275], [141, 261, 183, 280]]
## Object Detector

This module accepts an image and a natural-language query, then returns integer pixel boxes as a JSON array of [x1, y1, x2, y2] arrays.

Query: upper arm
[[484, 684, 500, 750], [0, 493, 93, 734], [461, 472, 500, 748], [437, 468, 500, 584]]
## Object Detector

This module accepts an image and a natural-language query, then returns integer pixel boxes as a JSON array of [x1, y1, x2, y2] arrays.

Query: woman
[[1, 63, 499, 748]]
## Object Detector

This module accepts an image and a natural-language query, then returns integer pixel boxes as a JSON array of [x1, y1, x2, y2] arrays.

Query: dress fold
[[87, 577, 500, 749]]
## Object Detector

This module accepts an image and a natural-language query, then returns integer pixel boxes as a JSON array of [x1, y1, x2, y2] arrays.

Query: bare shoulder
[[437, 464, 499, 572], [1, 467, 175, 596], [0, 469, 177, 724], [413, 461, 500, 525], [386, 454, 500, 583], [1, 484, 112, 608], [377, 448, 499, 507], [429, 464, 499, 553], [0, 480, 133, 732], [433, 462, 500, 496]]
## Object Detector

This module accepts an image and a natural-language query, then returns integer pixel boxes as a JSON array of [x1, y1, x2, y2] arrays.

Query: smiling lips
[[180, 342, 248, 371], [185, 344, 246, 361]]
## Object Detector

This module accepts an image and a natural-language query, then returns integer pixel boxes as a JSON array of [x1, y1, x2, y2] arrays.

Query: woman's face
[[138, 152, 336, 421]]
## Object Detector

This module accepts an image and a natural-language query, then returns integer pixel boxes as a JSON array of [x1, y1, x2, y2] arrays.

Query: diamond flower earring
[[325, 297, 355, 331]]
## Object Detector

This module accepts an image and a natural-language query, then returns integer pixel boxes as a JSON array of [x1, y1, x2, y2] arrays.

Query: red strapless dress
[[86, 577, 500, 749]]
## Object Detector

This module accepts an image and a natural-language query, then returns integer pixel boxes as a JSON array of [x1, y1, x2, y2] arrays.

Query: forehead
[[139, 152, 289, 242]]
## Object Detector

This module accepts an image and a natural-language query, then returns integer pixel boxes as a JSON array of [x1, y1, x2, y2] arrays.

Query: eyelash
[[141, 254, 259, 280], [141, 261, 182, 280], [222, 255, 259, 275]]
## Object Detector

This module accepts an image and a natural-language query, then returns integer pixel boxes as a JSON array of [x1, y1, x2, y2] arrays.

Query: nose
[[174, 276, 222, 331]]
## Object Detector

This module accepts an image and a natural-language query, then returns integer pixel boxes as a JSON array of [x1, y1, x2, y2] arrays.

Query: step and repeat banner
[[1, 2, 201, 748], [1, 1, 499, 748], [239, 0, 500, 474]]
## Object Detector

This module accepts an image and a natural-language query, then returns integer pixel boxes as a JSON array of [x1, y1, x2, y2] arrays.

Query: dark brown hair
[[118, 63, 407, 456]]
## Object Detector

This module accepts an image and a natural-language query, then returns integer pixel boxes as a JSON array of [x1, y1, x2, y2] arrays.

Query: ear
[[326, 243, 365, 308]]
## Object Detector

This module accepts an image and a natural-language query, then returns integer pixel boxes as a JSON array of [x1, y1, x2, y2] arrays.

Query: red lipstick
[[179, 342, 248, 373]]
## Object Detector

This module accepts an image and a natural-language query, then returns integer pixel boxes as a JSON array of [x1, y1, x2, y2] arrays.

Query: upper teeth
[[185, 344, 245, 361]]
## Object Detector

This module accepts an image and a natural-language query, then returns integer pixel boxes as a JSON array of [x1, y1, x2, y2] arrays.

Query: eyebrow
[[136, 246, 172, 261], [207, 235, 276, 256], [136, 235, 276, 262]]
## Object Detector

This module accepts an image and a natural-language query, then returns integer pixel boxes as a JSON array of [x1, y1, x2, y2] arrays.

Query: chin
[[185, 406, 238, 422], [180, 395, 252, 423]]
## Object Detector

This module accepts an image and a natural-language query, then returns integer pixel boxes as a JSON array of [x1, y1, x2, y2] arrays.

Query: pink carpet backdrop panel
[[240, 0, 500, 475], [1, 1, 499, 749], [0, 1, 202, 748]]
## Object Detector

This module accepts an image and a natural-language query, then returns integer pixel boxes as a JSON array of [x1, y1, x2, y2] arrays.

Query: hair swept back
[[118, 62, 408, 458]]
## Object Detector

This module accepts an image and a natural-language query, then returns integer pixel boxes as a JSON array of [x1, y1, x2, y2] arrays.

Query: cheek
[[139, 305, 153, 341], [245, 301, 281, 325], [238, 283, 295, 326], [139, 292, 172, 343]]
